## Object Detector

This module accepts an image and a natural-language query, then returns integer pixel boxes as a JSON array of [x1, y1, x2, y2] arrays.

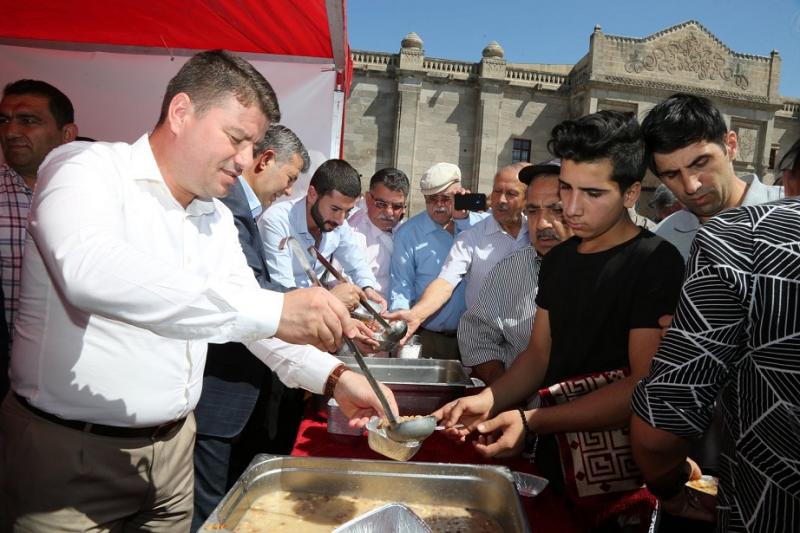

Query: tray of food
[[333, 356, 477, 415], [199, 454, 531, 533]]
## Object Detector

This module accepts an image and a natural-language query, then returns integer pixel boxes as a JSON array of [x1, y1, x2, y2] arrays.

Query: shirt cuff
[[246, 338, 340, 393], [438, 270, 461, 288]]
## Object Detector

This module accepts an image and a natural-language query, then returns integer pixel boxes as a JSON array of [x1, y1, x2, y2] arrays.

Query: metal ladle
[[278, 237, 434, 443], [307, 244, 408, 346]]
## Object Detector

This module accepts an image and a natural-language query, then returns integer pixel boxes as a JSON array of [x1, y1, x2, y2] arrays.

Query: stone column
[[394, 32, 426, 212], [473, 42, 507, 193]]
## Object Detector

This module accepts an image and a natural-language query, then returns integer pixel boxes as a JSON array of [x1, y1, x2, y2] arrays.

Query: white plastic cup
[[398, 335, 422, 359]]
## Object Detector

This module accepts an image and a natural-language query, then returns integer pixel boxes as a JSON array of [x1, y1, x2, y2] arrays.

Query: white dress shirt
[[438, 214, 529, 308], [345, 205, 399, 294], [10, 136, 337, 427]]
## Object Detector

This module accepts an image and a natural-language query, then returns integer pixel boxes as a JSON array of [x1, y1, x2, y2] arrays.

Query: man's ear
[[724, 130, 738, 162], [307, 184, 318, 204], [62, 123, 78, 143], [256, 149, 276, 173], [622, 181, 641, 209], [166, 92, 193, 135]]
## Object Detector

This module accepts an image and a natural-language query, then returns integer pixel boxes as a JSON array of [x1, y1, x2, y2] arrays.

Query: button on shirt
[[438, 214, 530, 308], [11, 136, 338, 427], [259, 196, 376, 289], [458, 245, 540, 369], [654, 174, 783, 261], [390, 210, 487, 332], [0, 164, 33, 340], [346, 205, 399, 294]]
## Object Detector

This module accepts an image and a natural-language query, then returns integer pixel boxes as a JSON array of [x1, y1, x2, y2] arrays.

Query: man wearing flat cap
[[388, 163, 487, 359], [388, 163, 529, 358]]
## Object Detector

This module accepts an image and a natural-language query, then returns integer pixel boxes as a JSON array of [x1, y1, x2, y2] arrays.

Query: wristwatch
[[324, 363, 349, 397]]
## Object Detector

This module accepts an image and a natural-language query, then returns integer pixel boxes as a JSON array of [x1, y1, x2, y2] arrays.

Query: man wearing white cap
[[388, 163, 487, 359], [388, 164, 529, 355]]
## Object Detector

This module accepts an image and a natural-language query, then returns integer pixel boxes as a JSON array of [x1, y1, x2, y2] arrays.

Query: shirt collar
[[237, 175, 262, 218], [740, 174, 771, 205], [1, 164, 32, 194], [130, 134, 215, 216], [289, 195, 313, 236], [483, 213, 528, 237], [420, 211, 450, 235]]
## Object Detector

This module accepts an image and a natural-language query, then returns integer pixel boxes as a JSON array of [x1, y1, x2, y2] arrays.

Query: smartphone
[[454, 193, 487, 211]]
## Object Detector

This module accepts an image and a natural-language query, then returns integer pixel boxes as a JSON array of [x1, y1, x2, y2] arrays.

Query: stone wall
[[344, 21, 800, 217]]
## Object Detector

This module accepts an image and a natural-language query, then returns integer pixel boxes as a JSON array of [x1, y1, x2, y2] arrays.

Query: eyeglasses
[[424, 194, 454, 205], [369, 192, 406, 212]]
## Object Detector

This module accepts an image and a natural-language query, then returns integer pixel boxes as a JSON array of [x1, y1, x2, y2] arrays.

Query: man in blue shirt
[[259, 159, 386, 310], [388, 162, 487, 359]]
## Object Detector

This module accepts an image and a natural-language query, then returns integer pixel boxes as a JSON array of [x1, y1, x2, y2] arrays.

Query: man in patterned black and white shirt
[[631, 197, 800, 532]]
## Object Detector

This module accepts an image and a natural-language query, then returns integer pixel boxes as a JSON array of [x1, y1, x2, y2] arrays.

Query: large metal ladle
[[278, 237, 434, 443], [306, 244, 408, 346]]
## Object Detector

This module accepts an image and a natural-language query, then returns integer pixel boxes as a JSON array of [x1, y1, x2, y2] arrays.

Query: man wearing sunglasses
[[346, 168, 410, 294]]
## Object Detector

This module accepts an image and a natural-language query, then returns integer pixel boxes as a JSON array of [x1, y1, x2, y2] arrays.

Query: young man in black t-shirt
[[436, 111, 684, 461]]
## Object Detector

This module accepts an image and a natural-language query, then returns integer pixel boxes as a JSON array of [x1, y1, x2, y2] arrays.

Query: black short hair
[[547, 110, 645, 190], [310, 159, 361, 199], [156, 49, 280, 126], [3, 79, 75, 128], [255, 124, 310, 173], [369, 168, 409, 197], [779, 137, 800, 174], [641, 93, 728, 174]]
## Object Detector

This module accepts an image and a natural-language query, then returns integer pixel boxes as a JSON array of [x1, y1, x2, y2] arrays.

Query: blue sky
[[348, 0, 800, 97]]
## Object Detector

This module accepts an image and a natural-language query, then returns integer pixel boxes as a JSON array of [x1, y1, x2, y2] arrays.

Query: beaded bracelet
[[518, 407, 539, 462]]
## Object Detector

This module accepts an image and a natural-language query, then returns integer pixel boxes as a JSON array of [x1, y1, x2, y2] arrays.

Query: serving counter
[[289, 402, 656, 533]]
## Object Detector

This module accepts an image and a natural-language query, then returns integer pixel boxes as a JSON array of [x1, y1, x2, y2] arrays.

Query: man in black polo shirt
[[436, 111, 684, 479]]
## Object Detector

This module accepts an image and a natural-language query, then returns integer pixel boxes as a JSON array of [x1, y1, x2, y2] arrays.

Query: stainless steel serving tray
[[335, 356, 476, 415], [200, 454, 532, 533]]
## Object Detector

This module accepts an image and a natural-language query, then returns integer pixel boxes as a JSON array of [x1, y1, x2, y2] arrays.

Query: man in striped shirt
[[458, 160, 571, 385], [0, 80, 77, 396]]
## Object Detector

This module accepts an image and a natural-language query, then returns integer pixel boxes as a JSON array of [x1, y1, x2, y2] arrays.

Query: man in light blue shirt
[[388, 163, 487, 359], [259, 159, 385, 310]]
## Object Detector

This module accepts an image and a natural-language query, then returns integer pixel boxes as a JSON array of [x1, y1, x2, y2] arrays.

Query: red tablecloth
[[290, 405, 655, 532]]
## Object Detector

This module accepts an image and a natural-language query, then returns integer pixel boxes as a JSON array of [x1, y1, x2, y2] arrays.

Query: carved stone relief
[[736, 126, 759, 164], [624, 33, 749, 90]]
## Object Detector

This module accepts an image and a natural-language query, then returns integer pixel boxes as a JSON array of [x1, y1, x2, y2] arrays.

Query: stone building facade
[[344, 21, 800, 216]]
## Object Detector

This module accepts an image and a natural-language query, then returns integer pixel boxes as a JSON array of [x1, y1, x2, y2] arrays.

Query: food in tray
[[233, 490, 503, 533], [686, 475, 718, 496], [376, 414, 425, 429]]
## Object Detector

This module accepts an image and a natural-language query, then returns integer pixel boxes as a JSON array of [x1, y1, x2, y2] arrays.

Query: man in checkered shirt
[[0, 80, 78, 394]]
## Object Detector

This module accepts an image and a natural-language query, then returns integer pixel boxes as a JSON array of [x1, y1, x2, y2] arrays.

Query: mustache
[[377, 214, 395, 222], [433, 207, 450, 215], [536, 229, 561, 241]]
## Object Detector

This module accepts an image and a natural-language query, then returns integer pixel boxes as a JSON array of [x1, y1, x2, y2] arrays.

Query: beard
[[311, 199, 336, 232]]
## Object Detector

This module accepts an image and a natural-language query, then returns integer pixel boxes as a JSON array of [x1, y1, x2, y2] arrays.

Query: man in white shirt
[[388, 164, 530, 345], [0, 50, 392, 533], [347, 167, 409, 294], [458, 160, 572, 385], [642, 93, 783, 261]]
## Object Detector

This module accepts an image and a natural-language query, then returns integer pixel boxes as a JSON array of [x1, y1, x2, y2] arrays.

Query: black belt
[[15, 393, 186, 440], [420, 327, 457, 338]]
